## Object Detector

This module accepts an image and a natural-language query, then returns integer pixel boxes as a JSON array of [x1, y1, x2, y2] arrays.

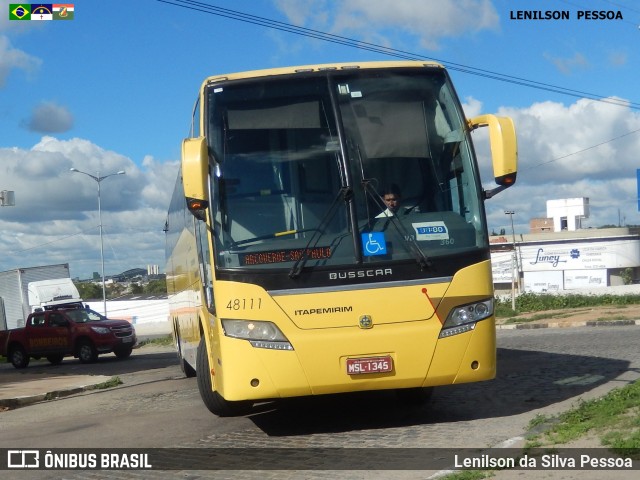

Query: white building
[[491, 227, 640, 293], [546, 198, 589, 232], [86, 294, 170, 339]]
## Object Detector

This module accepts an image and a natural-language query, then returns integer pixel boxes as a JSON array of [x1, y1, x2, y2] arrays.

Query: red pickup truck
[[0, 307, 136, 368]]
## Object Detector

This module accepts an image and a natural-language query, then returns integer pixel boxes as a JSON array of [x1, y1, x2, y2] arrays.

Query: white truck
[[0, 264, 83, 331]]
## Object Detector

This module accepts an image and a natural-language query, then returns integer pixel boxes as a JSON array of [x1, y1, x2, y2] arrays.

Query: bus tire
[[196, 336, 252, 416], [395, 387, 434, 406]]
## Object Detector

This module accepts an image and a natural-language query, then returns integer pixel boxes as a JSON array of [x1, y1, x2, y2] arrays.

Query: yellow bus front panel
[[211, 310, 495, 402]]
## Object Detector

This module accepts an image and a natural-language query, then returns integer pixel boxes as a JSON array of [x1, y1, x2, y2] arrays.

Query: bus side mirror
[[182, 137, 209, 218], [468, 114, 518, 199]]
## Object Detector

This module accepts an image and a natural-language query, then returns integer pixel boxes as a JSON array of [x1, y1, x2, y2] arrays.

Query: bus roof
[[201, 60, 444, 89]]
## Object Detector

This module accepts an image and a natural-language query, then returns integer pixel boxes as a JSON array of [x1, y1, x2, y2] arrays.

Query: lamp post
[[504, 210, 518, 310], [70, 168, 125, 316]]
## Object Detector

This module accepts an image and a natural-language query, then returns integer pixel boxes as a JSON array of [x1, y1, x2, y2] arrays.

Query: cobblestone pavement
[[2, 326, 640, 480]]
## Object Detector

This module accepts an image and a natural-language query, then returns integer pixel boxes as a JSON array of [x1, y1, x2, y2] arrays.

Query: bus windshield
[[206, 68, 487, 272]]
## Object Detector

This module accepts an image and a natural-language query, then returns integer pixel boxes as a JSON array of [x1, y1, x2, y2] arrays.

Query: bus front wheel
[[196, 336, 252, 416]]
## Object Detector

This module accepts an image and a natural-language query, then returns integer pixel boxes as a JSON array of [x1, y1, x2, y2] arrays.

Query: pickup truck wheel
[[114, 346, 133, 359], [46, 354, 64, 365], [77, 341, 98, 363], [196, 336, 252, 417], [10, 346, 30, 369]]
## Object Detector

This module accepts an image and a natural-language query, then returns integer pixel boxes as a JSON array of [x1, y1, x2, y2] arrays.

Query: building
[[491, 228, 640, 292], [491, 198, 640, 293], [546, 198, 589, 232]]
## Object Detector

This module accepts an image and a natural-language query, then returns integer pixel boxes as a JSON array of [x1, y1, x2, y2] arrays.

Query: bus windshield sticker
[[240, 247, 332, 266], [361, 232, 387, 256], [338, 84, 350, 95], [413, 222, 449, 241]]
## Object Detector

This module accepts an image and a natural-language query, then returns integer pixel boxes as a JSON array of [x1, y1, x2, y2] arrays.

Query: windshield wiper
[[357, 148, 432, 271], [289, 186, 352, 279]]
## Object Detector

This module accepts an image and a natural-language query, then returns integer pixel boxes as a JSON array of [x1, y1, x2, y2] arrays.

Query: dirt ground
[[496, 303, 640, 326]]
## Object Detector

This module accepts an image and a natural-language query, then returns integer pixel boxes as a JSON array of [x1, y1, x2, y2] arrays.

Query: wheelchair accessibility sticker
[[362, 232, 387, 256]]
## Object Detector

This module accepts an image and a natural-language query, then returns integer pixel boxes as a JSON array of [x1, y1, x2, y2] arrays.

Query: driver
[[376, 184, 403, 218]]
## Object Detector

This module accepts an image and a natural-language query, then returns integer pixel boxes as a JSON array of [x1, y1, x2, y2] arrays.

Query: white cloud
[[462, 96, 483, 118], [274, 0, 499, 50], [0, 137, 178, 279], [0, 35, 41, 87], [544, 52, 590, 75], [481, 97, 640, 233], [2, 94, 638, 279]]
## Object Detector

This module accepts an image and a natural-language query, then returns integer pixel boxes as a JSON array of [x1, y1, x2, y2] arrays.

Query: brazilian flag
[[9, 4, 31, 20]]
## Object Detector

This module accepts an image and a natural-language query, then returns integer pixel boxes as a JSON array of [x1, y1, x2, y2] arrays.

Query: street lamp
[[70, 168, 125, 316], [504, 210, 519, 310]]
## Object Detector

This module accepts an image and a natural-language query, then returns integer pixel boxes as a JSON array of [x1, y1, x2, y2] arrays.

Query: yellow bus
[[165, 61, 517, 416]]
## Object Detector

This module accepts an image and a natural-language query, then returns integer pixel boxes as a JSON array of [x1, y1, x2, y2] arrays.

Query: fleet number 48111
[[226, 298, 262, 310]]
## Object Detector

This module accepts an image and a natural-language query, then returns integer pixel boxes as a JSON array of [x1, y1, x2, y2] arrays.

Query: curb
[[497, 319, 640, 330], [0, 387, 87, 409], [0, 376, 113, 409]]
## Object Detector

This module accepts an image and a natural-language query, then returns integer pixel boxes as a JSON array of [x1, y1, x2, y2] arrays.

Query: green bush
[[495, 292, 640, 317]]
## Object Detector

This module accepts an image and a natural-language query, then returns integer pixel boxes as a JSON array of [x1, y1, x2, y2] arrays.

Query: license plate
[[346, 355, 393, 375], [122, 337, 133, 343]]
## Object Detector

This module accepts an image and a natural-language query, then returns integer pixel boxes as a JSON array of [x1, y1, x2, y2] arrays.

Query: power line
[[155, 0, 640, 175], [524, 127, 640, 170], [12, 227, 99, 253], [155, 0, 640, 110], [601, 0, 640, 16]]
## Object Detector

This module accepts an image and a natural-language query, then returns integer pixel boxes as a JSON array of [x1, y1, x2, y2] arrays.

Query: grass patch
[[441, 471, 492, 480], [87, 376, 123, 390], [502, 312, 578, 325], [526, 380, 640, 452], [137, 335, 173, 347]]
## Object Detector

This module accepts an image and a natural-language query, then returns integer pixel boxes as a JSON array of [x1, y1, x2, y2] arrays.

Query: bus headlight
[[439, 299, 493, 338], [221, 319, 293, 350]]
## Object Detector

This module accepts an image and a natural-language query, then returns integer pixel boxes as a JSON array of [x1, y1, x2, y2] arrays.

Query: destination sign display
[[240, 247, 332, 266]]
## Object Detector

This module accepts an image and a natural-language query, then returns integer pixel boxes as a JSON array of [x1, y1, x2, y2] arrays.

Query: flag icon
[[53, 3, 74, 20], [9, 4, 31, 20], [31, 4, 53, 21]]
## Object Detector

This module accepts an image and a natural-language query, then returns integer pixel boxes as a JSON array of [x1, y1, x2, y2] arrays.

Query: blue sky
[[1, 0, 639, 279]]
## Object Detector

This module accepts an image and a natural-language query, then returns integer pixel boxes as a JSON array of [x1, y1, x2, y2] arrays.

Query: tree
[[74, 282, 102, 300], [144, 279, 167, 294]]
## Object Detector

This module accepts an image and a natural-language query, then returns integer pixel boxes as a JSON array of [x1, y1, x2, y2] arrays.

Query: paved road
[[1, 326, 639, 479]]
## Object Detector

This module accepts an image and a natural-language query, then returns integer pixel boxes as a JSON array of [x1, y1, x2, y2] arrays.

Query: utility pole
[[504, 210, 519, 310]]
